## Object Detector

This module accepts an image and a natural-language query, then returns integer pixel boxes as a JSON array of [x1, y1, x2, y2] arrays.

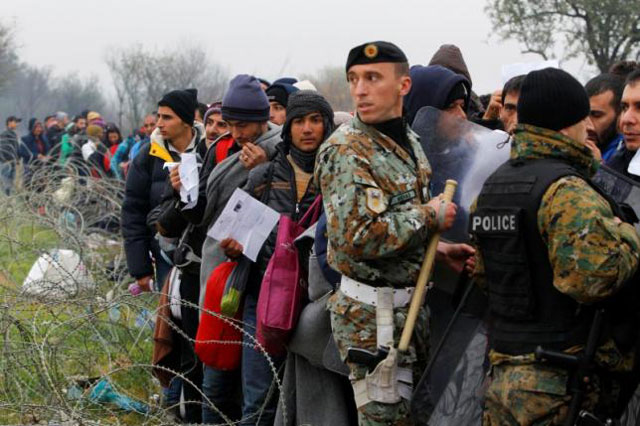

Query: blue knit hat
[[222, 75, 270, 122], [273, 77, 298, 85]]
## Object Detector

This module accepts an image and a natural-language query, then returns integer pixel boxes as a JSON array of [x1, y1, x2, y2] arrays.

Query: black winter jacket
[[155, 137, 213, 275], [121, 141, 179, 278], [243, 143, 319, 296], [606, 147, 640, 183], [0, 129, 19, 162]]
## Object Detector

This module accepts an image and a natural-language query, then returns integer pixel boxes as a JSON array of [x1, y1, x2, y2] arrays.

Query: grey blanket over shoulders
[[198, 123, 282, 306], [274, 225, 355, 426]]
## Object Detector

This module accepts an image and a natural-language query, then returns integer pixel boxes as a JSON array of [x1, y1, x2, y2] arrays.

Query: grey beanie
[[282, 90, 335, 144]]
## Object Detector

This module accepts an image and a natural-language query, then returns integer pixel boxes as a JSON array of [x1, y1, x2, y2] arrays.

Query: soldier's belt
[[340, 276, 413, 308]]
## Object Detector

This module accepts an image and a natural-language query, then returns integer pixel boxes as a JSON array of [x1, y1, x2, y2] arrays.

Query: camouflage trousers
[[327, 289, 429, 426], [482, 361, 599, 426]]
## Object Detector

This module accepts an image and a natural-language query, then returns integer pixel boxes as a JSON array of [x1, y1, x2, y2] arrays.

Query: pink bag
[[256, 195, 323, 355]]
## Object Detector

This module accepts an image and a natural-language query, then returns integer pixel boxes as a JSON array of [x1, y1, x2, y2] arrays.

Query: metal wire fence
[[0, 158, 282, 425]]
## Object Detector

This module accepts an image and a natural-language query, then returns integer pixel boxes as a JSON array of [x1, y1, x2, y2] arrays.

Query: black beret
[[346, 41, 408, 73]]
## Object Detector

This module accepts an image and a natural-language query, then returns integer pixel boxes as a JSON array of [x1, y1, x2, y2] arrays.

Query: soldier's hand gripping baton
[[398, 179, 458, 352]]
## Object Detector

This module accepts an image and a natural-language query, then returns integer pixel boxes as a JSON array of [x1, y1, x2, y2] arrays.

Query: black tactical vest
[[471, 158, 606, 355]]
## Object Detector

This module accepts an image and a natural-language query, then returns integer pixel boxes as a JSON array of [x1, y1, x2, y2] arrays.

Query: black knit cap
[[158, 88, 198, 126], [517, 68, 590, 131], [346, 41, 408, 73], [266, 83, 298, 108], [282, 90, 335, 144], [445, 81, 470, 110]]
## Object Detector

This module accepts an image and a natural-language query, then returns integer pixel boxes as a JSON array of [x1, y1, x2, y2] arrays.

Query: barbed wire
[[0, 158, 283, 425]]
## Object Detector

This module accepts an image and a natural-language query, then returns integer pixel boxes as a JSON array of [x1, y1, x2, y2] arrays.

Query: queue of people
[[3, 40, 640, 426]]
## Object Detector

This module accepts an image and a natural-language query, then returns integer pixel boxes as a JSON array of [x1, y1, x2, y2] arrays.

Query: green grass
[[0, 202, 168, 425]]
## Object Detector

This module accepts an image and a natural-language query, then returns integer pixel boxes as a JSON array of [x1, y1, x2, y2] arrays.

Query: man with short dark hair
[[315, 41, 473, 425], [125, 113, 158, 162], [585, 73, 625, 162], [43, 114, 64, 154], [609, 70, 640, 182], [0, 116, 21, 194], [122, 89, 203, 293], [499, 75, 525, 134], [195, 102, 208, 124], [59, 115, 87, 167], [122, 90, 206, 423]]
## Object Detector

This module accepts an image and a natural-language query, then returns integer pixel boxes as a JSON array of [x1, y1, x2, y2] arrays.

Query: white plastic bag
[[22, 249, 94, 298]]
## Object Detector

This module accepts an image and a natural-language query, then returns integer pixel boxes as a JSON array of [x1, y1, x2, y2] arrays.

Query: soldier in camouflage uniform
[[315, 41, 475, 425], [470, 68, 640, 425]]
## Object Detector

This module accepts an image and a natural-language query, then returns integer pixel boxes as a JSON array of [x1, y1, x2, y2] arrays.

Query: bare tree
[[301, 66, 353, 112], [106, 45, 148, 133], [0, 20, 17, 95], [53, 73, 106, 117], [141, 43, 227, 104], [9, 64, 53, 121], [107, 43, 228, 132], [486, 0, 640, 73]]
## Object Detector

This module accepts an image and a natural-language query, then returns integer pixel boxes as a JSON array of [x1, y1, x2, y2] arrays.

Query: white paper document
[[178, 153, 199, 209], [207, 188, 281, 262]]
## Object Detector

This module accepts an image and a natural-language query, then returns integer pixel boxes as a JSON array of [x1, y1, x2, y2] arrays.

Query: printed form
[[207, 188, 281, 261]]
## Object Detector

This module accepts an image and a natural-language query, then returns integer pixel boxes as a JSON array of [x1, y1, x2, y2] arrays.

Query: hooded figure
[[245, 90, 335, 306], [429, 44, 484, 118], [19, 118, 50, 164], [404, 65, 471, 126], [405, 65, 474, 242], [218, 90, 335, 426]]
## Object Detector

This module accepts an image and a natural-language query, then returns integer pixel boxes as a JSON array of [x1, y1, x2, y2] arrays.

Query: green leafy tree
[[486, 0, 640, 72]]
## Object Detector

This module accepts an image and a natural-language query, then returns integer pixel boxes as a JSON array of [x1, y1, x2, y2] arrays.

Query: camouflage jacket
[[473, 124, 640, 369], [473, 124, 640, 303], [314, 115, 437, 287]]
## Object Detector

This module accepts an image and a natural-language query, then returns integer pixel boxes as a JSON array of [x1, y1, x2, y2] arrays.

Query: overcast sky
[[4, 0, 594, 96]]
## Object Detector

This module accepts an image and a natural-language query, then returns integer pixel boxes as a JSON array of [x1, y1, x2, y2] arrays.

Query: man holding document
[[201, 90, 335, 425], [196, 74, 283, 424]]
